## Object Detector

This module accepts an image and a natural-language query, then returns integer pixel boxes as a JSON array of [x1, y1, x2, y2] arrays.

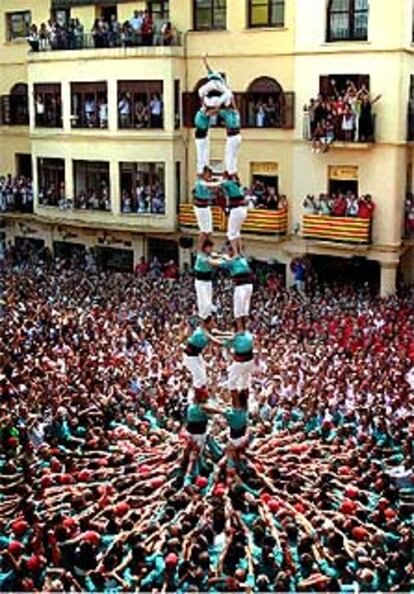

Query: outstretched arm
[[203, 54, 214, 75]]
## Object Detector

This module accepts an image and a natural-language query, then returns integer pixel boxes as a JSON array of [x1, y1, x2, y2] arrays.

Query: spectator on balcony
[[35, 95, 45, 126], [39, 22, 49, 50], [129, 10, 144, 33], [121, 191, 132, 213], [121, 21, 134, 47], [161, 22, 174, 46], [142, 11, 154, 46], [303, 194, 317, 215], [332, 193, 348, 217], [135, 101, 149, 128], [84, 96, 96, 127], [27, 25, 40, 52], [358, 194, 375, 219], [74, 18, 84, 48], [255, 101, 266, 127], [347, 193, 360, 217], [98, 96, 108, 127], [109, 15, 122, 47], [118, 93, 131, 128], [92, 18, 109, 48], [149, 93, 163, 128], [341, 104, 356, 142], [152, 188, 166, 214], [359, 93, 381, 142]]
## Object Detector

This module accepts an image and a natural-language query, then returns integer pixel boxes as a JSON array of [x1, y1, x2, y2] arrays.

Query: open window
[[34, 84, 62, 128], [71, 82, 108, 129]]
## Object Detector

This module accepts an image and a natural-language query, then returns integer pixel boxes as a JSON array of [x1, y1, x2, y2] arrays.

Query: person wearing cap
[[193, 238, 227, 321], [221, 173, 248, 256], [223, 245, 254, 331], [192, 166, 221, 251]]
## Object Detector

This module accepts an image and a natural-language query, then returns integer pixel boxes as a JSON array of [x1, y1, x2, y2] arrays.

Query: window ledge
[[187, 29, 229, 34], [321, 40, 370, 46], [244, 26, 287, 32]]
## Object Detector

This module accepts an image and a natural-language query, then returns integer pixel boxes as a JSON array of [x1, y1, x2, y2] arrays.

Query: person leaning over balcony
[[359, 91, 381, 142], [220, 99, 242, 176], [27, 25, 40, 52]]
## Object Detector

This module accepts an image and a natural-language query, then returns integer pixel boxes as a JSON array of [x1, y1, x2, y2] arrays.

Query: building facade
[[0, 0, 413, 293]]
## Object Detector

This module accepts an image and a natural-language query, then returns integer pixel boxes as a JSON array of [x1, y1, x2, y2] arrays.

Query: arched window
[[327, 0, 368, 42], [0, 83, 29, 125], [245, 77, 284, 128]]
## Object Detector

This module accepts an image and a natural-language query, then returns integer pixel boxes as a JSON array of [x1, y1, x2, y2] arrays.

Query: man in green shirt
[[194, 238, 227, 320], [183, 317, 223, 392], [224, 245, 254, 331], [194, 106, 218, 176], [220, 99, 242, 175], [193, 166, 221, 251], [221, 173, 248, 256], [226, 330, 255, 405]]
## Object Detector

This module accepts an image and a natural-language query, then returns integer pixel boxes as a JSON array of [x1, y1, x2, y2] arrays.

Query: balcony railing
[[302, 214, 371, 244], [28, 31, 182, 53], [179, 204, 288, 235]]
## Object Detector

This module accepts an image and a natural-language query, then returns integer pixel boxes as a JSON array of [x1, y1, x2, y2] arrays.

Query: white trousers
[[234, 283, 253, 319], [228, 360, 254, 391], [195, 279, 213, 320], [225, 134, 242, 175], [228, 206, 248, 241], [195, 136, 210, 175], [184, 354, 207, 388], [194, 206, 213, 234]]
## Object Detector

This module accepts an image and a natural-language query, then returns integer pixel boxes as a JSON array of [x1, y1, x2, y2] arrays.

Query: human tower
[[183, 58, 255, 461]]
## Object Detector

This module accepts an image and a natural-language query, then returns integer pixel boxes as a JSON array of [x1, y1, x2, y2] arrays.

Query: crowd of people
[[118, 93, 164, 129], [27, 11, 176, 52], [0, 248, 412, 592], [303, 192, 375, 220], [120, 179, 166, 215], [0, 175, 33, 214], [246, 181, 287, 211], [304, 80, 381, 152]]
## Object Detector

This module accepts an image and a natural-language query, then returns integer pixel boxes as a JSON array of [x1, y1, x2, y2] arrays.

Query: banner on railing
[[178, 205, 287, 235], [303, 214, 370, 244]]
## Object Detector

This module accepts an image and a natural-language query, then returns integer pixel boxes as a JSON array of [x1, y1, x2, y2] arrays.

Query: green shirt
[[187, 403, 208, 424], [233, 331, 254, 354], [194, 253, 213, 275], [187, 326, 209, 351], [225, 408, 248, 430], [194, 179, 213, 203], [220, 109, 241, 129], [194, 109, 210, 131], [225, 256, 252, 278], [221, 179, 244, 199]]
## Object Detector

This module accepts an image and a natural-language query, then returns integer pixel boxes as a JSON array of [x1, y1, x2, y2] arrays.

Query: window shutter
[[182, 92, 197, 127], [0, 95, 11, 125], [282, 92, 295, 129], [233, 92, 246, 127]]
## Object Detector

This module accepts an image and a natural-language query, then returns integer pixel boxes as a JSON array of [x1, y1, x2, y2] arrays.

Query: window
[[193, 0, 226, 31], [245, 77, 283, 127], [37, 158, 65, 207], [117, 81, 163, 129], [148, 0, 170, 19], [34, 84, 62, 128], [0, 83, 29, 126], [327, 0, 368, 42], [248, 0, 284, 28], [71, 82, 108, 129], [119, 162, 165, 215], [6, 11, 31, 41], [73, 160, 110, 211], [174, 80, 180, 129]]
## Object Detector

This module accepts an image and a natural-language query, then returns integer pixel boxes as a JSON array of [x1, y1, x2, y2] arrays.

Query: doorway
[[329, 178, 358, 196], [97, 4, 117, 23], [148, 238, 178, 264], [15, 153, 32, 178]]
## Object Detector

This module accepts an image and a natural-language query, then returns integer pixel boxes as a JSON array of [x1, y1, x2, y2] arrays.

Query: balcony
[[178, 204, 288, 235], [302, 215, 371, 244]]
